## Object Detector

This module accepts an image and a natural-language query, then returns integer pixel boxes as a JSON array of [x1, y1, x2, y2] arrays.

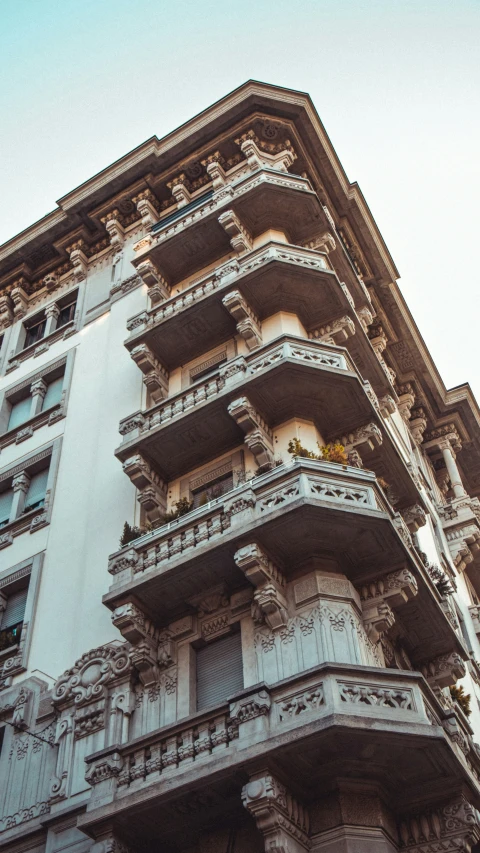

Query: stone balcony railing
[[82, 662, 480, 834]]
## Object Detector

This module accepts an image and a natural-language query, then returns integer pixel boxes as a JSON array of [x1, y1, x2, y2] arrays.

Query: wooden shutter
[[25, 469, 49, 511], [8, 396, 31, 430], [2, 588, 28, 629], [196, 632, 243, 711], [42, 376, 63, 411]]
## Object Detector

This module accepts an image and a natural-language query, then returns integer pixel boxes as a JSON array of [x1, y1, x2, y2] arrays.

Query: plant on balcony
[[120, 521, 145, 547], [288, 438, 348, 465], [162, 497, 194, 522], [427, 563, 455, 597], [449, 684, 471, 717]]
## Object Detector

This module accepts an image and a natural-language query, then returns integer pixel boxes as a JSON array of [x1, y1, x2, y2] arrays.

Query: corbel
[[409, 406, 428, 445], [234, 543, 288, 631], [43, 272, 58, 292], [334, 422, 383, 459], [357, 566, 418, 644], [122, 453, 167, 520], [222, 290, 262, 350], [218, 209, 253, 254], [136, 258, 170, 305], [356, 305, 376, 333], [242, 771, 310, 853], [421, 651, 466, 689], [378, 394, 397, 418], [167, 173, 192, 208], [0, 293, 14, 329], [130, 343, 169, 402], [132, 189, 159, 229], [10, 279, 30, 319], [304, 231, 336, 255], [398, 797, 480, 852], [201, 152, 228, 190], [235, 129, 297, 173], [111, 602, 164, 687], [228, 396, 274, 469], [397, 382, 416, 422], [401, 504, 427, 533], [368, 324, 396, 384], [101, 209, 126, 251], [66, 240, 89, 283], [308, 314, 355, 345]]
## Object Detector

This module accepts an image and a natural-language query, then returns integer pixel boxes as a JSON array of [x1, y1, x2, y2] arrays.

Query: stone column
[[438, 438, 466, 499], [44, 302, 60, 336], [10, 471, 31, 521], [29, 378, 47, 417]]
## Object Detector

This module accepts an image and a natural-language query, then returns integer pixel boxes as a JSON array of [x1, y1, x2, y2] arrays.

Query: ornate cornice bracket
[[136, 259, 170, 305], [122, 453, 167, 519], [242, 771, 310, 853], [234, 543, 287, 630], [218, 209, 253, 254], [358, 567, 418, 643], [422, 652, 466, 689], [308, 314, 355, 345], [130, 343, 168, 403], [398, 797, 480, 852], [228, 396, 274, 470], [222, 290, 262, 350]]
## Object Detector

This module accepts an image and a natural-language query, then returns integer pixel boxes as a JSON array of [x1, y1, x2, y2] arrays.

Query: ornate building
[[1, 81, 480, 853]]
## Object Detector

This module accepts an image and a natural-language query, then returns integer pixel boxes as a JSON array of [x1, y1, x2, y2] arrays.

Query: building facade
[[1, 81, 480, 853]]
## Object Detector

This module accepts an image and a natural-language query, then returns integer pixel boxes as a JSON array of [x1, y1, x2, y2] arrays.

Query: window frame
[[7, 287, 79, 369], [0, 351, 75, 450], [0, 553, 43, 684], [0, 438, 62, 549]]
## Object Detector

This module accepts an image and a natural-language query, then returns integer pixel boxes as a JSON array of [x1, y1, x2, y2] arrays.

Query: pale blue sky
[[1, 0, 479, 397]]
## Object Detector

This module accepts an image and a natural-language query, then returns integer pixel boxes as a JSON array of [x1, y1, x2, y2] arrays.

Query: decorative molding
[[228, 396, 274, 470], [242, 771, 310, 853], [218, 209, 253, 254], [234, 543, 287, 630], [308, 315, 355, 346], [53, 644, 131, 707], [222, 290, 262, 350], [398, 797, 480, 851], [421, 652, 466, 690]]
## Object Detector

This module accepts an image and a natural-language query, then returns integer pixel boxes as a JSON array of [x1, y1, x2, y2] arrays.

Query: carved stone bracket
[[90, 829, 133, 853], [222, 290, 262, 350], [101, 210, 126, 251], [409, 407, 428, 445], [167, 173, 192, 208], [11, 283, 29, 319], [202, 153, 228, 190], [228, 397, 274, 469], [66, 240, 88, 283], [357, 305, 375, 333], [401, 504, 427, 533], [303, 231, 336, 255], [188, 584, 231, 641], [0, 293, 14, 329], [398, 796, 480, 852], [397, 383, 416, 422], [421, 652, 466, 689], [438, 496, 480, 572], [235, 130, 297, 173], [132, 189, 159, 229], [130, 344, 169, 403], [308, 315, 355, 345], [234, 543, 287, 630], [218, 209, 253, 254], [334, 422, 383, 457], [122, 453, 167, 520], [136, 258, 170, 304], [358, 567, 418, 643], [242, 771, 310, 853], [112, 602, 172, 687]]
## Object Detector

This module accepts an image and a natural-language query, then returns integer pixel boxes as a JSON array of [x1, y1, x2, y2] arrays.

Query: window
[[24, 317, 47, 350], [7, 394, 31, 431], [42, 376, 63, 410], [57, 299, 76, 329], [192, 470, 234, 508], [196, 631, 243, 711], [0, 487, 13, 528], [24, 469, 49, 513], [0, 588, 27, 652]]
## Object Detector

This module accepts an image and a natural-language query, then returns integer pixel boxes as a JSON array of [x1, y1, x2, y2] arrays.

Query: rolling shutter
[[196, 632, 243, 711], [8, 396, 32, 430], [24, 469, 49, 512], [0, 489, 13, 526], [42, 376, 63, 411], [2, 588, 28, 629]]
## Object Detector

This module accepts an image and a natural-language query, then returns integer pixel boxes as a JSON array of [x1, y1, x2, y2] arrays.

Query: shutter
[[0, 489, 13, 526], [24, 469, 49, 511], [42, 376, 63, 411], [196, 632, 243, 711], [2, 588, 28, 629], [8, 396, 32, 430]]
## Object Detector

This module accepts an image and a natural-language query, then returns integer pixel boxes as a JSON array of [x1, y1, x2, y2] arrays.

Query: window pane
[[7, 396, 32, 430], [24, 319, 46, 349], [196, 632, 243, 710], [0, 488, 13, 527], [57, 301, 76, 328], [1, 588, 28, 629], [42, 376, 63, 411], [24, 469, 49, 512], [192, 472, 233, 508]]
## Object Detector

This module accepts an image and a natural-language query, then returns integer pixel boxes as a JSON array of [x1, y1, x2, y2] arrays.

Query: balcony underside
[[136, 176, 324, 285], [117, 357, 371, 479], [126, 243, 390, 395], [105, 465, 458, 663], [80, 667, 477, 851]]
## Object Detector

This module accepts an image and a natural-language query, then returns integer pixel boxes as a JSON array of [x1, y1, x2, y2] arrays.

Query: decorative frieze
[[222, 290, 262, 350], [234, 543, 288, 631], [398, 797, 480, 852]]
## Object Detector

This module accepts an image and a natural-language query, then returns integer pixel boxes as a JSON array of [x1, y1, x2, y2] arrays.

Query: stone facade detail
[[398, 797, 480, 851], [227, 396, 274, 469], [242, 772, 310, 853], [222, 290, 262, 350], [218, 209, 253, 254], [129, 343, 168, 402], [234, 543, 288, 630]]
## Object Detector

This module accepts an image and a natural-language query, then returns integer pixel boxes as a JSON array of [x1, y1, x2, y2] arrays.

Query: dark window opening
[[196, 631, 243, 711], [191, 470, 233, 508], [57, 301, 76, 328], [24, 319, 46, 349]]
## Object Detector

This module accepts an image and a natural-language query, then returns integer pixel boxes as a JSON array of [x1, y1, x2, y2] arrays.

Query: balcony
[[117, 335, 421, 506], [106, 458, 458, 667], [125, 241, 390, 395], [132, 169, 329, 286], [80, 662, 480, 849]]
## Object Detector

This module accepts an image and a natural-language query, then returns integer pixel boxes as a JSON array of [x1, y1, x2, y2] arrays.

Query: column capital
[[423, 424, 462, 453], [30, 378, 48, 399], [12, 471, 30, 493]]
